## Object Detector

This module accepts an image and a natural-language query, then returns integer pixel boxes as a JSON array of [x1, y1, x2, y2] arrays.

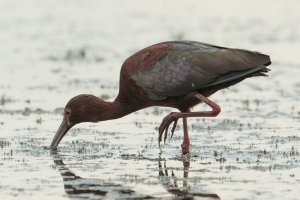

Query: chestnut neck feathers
[[66, 94, 138, 124]]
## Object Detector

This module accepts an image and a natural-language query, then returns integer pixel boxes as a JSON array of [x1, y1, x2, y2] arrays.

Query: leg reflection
[[158, 159, 220, 199]]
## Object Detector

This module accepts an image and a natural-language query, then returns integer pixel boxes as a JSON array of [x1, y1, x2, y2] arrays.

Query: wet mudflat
[[0, 0, 299, 199]]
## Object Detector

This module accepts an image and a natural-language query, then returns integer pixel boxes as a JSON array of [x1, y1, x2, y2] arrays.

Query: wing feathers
[[199, 65, 269, 89], [129, 41, 271, 100]]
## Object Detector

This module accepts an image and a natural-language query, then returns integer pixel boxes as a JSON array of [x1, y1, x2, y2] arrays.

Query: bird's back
[[119, 41, 271, 101]]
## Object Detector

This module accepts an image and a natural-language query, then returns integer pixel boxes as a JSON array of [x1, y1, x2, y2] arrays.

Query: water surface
[[0, 0, 299, 199]]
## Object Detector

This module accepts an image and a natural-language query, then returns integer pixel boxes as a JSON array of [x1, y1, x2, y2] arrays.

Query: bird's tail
[[197, 62, 271, 96]]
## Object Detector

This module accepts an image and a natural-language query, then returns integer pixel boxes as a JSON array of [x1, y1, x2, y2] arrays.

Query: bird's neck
[[95, 94, 138, 122]]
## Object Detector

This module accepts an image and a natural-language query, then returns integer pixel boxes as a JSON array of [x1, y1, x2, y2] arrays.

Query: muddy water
[[0, 0, 299, 199]]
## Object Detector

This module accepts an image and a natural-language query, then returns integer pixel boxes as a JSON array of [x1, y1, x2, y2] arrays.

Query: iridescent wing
[[129, 41, 270, 100]]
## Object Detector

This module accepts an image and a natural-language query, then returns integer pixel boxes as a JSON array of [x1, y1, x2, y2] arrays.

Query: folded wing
[[130, 41, 270, 100]]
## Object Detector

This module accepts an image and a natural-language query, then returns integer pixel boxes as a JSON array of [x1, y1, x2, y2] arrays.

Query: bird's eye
[[65, 110, 71, 116]]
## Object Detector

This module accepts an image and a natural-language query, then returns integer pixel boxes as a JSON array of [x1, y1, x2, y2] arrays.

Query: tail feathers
[[248, 67, 271, 77], [264, 60, 272, 66], [197, 66, 271, 96], [199, 65, 270, 89]]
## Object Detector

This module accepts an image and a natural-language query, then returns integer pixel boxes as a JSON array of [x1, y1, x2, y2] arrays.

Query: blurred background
[[0, 0, 299, 199]]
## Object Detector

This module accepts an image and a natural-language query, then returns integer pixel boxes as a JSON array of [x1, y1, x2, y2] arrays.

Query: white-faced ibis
[[50, 41, 271, 153]]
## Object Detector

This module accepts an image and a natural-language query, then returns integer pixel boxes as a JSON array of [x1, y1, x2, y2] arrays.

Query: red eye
[[65, 110, 71, 116]]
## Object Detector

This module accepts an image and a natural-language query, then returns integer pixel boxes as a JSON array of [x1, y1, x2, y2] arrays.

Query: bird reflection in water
[[52, 152, 219, 199], [159, 159, 220, 199], [52, 155, 151, 199]]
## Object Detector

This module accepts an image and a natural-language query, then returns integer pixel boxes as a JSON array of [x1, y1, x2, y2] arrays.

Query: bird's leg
[[181, 117, 190, 154], [158, 92, 221, 151]]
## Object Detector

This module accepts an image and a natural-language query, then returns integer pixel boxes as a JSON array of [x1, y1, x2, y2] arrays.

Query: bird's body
[[50, 41, 271, 153], [118, 41, 269, 111]]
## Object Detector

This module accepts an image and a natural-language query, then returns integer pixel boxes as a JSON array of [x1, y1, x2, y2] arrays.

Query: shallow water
[[0, 0, 299, 199]]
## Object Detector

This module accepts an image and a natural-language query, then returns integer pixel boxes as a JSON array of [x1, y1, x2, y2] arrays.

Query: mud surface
[[0, 0, 299, 199]]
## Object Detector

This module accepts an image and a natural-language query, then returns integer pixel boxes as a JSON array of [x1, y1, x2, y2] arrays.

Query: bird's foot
[[158, 112, 179, 145]]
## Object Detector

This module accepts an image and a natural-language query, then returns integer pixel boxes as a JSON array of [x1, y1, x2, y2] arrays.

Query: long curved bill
[[50, 117, 72, 150]]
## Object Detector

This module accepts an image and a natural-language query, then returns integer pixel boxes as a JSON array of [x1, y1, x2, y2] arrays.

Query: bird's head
[[50, 94, 105, 150]]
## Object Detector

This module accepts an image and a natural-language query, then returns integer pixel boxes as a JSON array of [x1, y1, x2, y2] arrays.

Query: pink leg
[[159, 92, 221, 153], [181, 117, 190, 154]]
